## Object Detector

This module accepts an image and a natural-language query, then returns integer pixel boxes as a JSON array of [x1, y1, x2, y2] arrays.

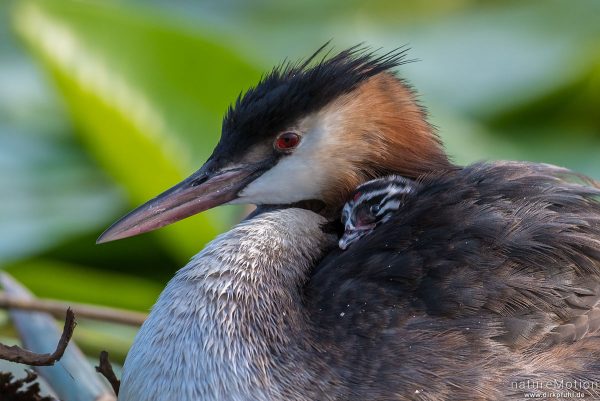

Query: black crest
[[216, 44, 411, 160]]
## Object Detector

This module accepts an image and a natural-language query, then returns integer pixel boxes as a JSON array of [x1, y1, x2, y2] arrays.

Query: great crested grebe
[[97, 46, 600, 400]]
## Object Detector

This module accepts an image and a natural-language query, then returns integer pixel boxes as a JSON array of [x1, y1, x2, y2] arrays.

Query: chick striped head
[[339, 176, 417, 250]]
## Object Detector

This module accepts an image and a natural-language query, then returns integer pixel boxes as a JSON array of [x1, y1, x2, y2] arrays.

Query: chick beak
[[338, 227, 372, 250], [96, 160, 267, 244]]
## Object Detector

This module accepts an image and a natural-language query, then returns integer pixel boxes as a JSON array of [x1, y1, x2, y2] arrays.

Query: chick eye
[[275, 132, 300, 151], [355, 205, 376, 226], [370, 205, 380, 215]]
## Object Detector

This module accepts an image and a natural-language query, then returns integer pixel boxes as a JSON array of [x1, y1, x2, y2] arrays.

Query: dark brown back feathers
[[307, 161, 600, 400]]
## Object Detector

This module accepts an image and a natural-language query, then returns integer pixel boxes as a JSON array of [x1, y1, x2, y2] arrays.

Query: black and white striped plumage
[[340, 176, 418, 249]]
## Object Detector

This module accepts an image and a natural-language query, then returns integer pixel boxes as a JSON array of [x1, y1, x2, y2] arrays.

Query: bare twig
[[95, 351, 120, 396], [0, 309, 76, 366], [0, 292, 147, 326], [0, 369, 57, 401]]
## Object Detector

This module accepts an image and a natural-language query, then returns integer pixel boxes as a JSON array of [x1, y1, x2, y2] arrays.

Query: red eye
[[275, 132, 300, 151]]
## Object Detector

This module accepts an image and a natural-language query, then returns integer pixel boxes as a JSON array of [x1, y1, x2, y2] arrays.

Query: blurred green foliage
[[0, 0, 599, 363], [12, 0, 261, 259]]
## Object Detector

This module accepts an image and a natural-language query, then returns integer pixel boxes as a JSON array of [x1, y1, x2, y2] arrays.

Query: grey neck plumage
[[119, 208, 337, 401]]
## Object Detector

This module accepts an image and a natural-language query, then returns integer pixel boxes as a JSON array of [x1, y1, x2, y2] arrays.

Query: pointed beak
[[96, 160, 268, 244], [338, 227, 372, 250]]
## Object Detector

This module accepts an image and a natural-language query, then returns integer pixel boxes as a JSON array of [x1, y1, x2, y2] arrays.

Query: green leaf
[[73, 320, 136, 364], [11, 0, 262, 259], [0, 129, 123, 262], [4, 259, 162, 311]]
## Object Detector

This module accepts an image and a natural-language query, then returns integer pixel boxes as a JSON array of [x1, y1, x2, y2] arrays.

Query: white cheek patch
[[235, 112, 340, 205], [234, 155, 326, 204]]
